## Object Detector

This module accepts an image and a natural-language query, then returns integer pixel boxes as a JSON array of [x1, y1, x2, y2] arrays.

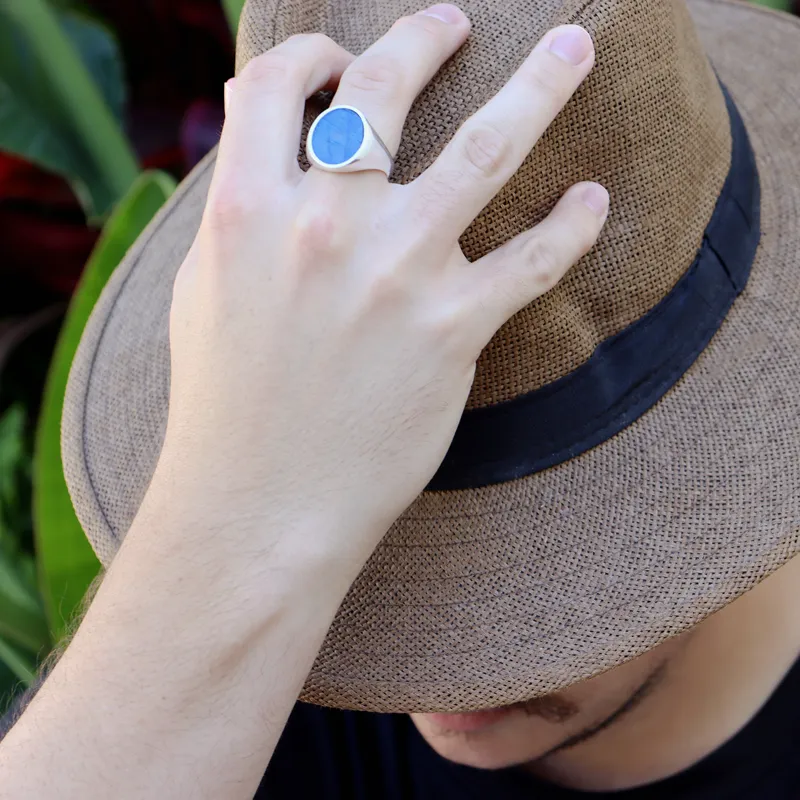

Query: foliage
[[0, 0, 197, 706], [0, 0, 230, 299], [0, 0, 230, 710], [0, 405, 50, 698], [0, 0, 138, 222], [34, 170, 176, 640]]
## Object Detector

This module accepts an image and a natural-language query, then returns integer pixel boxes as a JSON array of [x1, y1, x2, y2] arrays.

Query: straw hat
[[62, 0, 800, 713]]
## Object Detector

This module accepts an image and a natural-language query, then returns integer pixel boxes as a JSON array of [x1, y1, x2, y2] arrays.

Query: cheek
[[411, 710, 578, 770]]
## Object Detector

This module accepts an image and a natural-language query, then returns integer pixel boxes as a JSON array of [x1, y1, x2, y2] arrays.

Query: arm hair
[[0, 572, 106, 741]]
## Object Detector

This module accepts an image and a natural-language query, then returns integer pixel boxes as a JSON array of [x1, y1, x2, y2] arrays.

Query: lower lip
[[424, 706, 517, 733]]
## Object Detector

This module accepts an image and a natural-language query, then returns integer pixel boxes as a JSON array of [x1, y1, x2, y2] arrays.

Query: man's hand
[[0, 7, 606, 799], [160, 9, 605, 563]]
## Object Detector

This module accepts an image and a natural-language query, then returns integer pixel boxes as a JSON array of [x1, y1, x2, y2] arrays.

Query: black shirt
[[257, 657, 800, 799]]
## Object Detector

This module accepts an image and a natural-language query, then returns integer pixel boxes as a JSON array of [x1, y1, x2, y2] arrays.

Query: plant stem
[[2, 0, 139, 214]]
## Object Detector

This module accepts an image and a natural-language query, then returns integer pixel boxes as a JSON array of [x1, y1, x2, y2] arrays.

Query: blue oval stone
[[311, 108, 365, 165]]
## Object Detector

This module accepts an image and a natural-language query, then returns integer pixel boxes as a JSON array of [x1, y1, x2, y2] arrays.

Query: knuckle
[[205, 176, 260, 231], [350, 267, 407, 312], [238, 50, 298, 89], [409, 174, 460, 229], [429, 302, 468, 345], [368, 267, 408, 305], [287, 32, 340, 62], [461, 123, 513, 179], [491, 269, 528, 313], [520, 57, 569, 104], [393, 13, 443, 40], [343, 54, 404, 98], [520, 235, 563, 291], [290, 202, 343, 259], [287, 32, 328, 49]]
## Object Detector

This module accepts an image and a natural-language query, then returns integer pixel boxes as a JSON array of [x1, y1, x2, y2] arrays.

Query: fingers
[[459, 182, 609, 341], [409, 25, 595, 238], [330, 4, 470, 155], [217, 34, 354, 183]]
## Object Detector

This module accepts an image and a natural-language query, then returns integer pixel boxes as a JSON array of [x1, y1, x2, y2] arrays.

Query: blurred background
[[0, 0, 796, 712]]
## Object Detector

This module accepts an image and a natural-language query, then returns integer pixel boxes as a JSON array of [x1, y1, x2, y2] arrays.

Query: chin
[[410, 708, 559, 770]]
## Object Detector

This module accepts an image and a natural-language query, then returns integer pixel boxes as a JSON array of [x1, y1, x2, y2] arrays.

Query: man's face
[[411, 637, 684, 771]]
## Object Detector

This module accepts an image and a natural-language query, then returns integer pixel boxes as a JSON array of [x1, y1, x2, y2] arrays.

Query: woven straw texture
[[241, 0, 731, 407], [62, 0, 800, 712]]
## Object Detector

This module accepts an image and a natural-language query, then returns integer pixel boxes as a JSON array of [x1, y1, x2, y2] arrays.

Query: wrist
[[138, 441, 383, 574], [72, 486, 357, 709], [122, 460, 367, 611]]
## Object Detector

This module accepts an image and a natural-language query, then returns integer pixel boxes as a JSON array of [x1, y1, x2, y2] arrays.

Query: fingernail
[[224, 78, 236, 115], [582, 184, 609, 216], [549, 26, 593, 65], [417, 3, 463, 24]]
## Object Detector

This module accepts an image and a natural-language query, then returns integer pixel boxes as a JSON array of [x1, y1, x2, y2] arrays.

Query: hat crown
[[236, 0, 731, 407]]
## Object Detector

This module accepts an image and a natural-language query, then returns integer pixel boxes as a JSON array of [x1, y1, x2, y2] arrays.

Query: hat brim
[[62, 0, 800, 713]]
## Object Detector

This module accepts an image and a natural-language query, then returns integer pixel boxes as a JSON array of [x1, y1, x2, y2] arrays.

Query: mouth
[[423, 705, 521, 733], [423, 693, 580, 733]]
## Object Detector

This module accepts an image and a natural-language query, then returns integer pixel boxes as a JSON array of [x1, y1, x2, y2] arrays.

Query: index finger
[[408, 25, 595, 237], [219, 34, 354, 184]]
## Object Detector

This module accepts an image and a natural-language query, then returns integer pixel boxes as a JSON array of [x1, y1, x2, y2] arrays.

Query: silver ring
[[306, 105, 394, 177]]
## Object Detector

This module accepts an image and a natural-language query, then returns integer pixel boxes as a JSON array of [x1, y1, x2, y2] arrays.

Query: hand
[[159, 6, 608, 561]]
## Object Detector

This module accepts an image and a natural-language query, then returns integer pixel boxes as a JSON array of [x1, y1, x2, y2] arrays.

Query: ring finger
[[327, 4, 471, 160]]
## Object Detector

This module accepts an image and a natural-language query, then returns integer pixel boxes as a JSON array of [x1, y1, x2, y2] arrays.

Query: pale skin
[[0, 4, 797, 798]]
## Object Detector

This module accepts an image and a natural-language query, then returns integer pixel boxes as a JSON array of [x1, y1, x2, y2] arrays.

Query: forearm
[[0, 480, 359, 799]]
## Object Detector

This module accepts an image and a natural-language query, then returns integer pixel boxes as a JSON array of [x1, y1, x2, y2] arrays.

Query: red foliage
[[0, 0, 233, 299], [0, 154, 98, 296]]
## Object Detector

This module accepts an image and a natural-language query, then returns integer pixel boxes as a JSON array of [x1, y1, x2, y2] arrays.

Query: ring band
[[306, 105, 394, 177]]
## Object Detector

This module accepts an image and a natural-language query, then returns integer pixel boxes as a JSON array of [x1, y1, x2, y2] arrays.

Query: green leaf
[[0, 78, 75, 186], [0, 408, 50, 656], [0, 552, 50, 655], [0, 0, 138, 221], [34, 170, 177, 641], [0, 405, 27, 531], [750, 0, 791, 8], [0, 652, 26, 712], [59, 11, 126, 122], [222, 0, 246, 35], [0, 407, 34, 575], [0, 636, 36, 685], [0, 407, 49, 659]]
